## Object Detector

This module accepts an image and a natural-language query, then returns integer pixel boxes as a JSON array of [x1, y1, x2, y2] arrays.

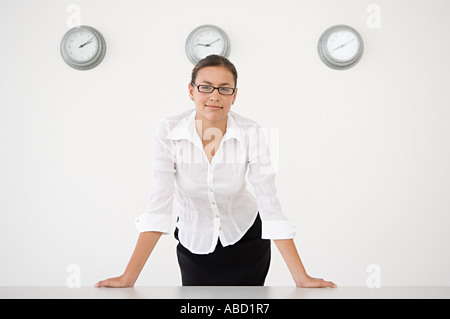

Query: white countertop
[[1, 286, 449, 299]]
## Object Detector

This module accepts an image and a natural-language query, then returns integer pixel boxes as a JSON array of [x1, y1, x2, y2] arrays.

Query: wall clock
[[185, 25, 231, 64], [318, 25, 364, 70], [60, 25, 106, 70]]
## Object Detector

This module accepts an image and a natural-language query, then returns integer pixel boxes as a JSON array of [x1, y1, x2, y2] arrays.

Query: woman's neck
[[195, 114, 228, 143]]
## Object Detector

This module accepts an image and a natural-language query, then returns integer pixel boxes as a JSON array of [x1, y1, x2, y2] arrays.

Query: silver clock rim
[[185, 24, 231, 65], [60, 25, 106, 71]]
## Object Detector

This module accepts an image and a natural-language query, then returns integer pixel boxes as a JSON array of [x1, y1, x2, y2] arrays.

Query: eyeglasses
[[190, 82, 236, 96]]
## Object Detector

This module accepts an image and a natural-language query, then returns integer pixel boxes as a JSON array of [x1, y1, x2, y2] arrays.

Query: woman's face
[[189, 66, 238, 123]]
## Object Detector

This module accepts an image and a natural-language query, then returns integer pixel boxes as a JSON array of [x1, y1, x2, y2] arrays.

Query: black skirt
[[174, 214, 271, 286]]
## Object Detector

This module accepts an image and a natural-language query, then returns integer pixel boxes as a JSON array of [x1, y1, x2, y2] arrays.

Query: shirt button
[[211, 202, 216, 205], [219, 227, 222, 231], [215, 215, 219, 218]]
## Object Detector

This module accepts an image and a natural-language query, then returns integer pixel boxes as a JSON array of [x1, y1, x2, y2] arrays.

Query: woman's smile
[[205, 104, 223, 110]]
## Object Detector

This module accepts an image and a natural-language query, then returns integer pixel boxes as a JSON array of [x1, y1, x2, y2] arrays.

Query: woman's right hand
[[94, 275, 135, 288], [95, 232, 163, 288]]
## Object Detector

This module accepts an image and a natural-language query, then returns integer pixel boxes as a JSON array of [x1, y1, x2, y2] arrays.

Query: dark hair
[[191, 55, 238, 87]]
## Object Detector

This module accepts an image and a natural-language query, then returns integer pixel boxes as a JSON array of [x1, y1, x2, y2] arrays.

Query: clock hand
[[196, 38, 221, 47], [331, 38, 356, 51], [79, 37, 94, 48], [206, 38, 220, 46]]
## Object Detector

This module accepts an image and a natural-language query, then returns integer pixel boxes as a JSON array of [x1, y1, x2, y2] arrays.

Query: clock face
[[60, 26, 106, 70], [192, 28, 225, 59], [186, 25, 231, 64], [318, 25, 364, 70], [326, 29, 360, 62], [64, 29, 99, 62]]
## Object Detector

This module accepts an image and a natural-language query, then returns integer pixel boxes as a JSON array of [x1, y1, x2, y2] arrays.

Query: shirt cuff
[[261, 220, 297, 240], [135, 213, 172, 234]]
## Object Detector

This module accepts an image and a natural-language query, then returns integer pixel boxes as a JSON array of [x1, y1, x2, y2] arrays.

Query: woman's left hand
[[296, 275, 337, 288]]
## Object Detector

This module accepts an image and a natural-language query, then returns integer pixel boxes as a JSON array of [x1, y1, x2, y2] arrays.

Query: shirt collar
[[166, 109, 243, 145]]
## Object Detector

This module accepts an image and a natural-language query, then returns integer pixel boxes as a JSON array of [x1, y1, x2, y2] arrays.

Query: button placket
[[207, 165, 221, 232]]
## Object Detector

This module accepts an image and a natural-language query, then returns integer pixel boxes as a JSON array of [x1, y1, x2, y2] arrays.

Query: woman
[[95, 55, 336, 288]]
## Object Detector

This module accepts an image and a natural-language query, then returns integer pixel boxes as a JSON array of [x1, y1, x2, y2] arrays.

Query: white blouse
[[135, 109, 296, 254]]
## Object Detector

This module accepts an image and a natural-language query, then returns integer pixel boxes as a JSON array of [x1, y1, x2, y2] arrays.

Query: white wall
[[1, 0, 449, 287]]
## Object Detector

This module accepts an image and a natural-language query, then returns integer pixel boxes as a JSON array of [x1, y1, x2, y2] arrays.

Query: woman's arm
[[274, 239, 337, 288], [95, 231, 162, 288]]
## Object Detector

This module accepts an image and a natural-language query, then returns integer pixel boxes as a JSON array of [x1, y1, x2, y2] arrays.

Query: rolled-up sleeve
[[135, 119, 176, 234], [247, 125, 297, 240]]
